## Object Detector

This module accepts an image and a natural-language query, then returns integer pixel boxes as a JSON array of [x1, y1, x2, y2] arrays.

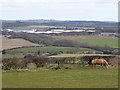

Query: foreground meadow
[[2, 67, 118, 88]]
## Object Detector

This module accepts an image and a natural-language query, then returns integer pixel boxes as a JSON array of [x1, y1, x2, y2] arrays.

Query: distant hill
[[2, 19, 117, 29], [1, 19, 118, 33]]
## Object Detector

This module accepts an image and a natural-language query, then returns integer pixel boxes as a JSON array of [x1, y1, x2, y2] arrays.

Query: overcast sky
[[1, 0, 119, 21]]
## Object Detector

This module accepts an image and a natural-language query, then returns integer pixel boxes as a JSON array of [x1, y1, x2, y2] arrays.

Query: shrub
[[24, 54, 34, 58], [33, 57, 49, 67], [2, 50, 6, 54], [27, 63, 37, 69], [103, 50, 112, 54]]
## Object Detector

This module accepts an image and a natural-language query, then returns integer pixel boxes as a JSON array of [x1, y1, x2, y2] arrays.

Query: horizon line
[[1, 19, 118, 22]]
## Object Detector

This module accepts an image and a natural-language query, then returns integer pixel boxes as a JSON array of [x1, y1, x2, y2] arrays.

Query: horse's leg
[[101, 64, 103, 68], [92, 64, 94, 68], [94, 64, 96, 68], [102, 64, 104, 68]]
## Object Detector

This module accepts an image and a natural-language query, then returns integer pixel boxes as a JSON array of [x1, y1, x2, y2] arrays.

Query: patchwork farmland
[[2, 20, 119, 88]]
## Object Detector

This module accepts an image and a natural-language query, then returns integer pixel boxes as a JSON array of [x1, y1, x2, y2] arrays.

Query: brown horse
[[91, 59, 108, 69]]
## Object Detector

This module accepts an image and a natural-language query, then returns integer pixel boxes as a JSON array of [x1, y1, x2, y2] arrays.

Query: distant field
[[2, 35, 41, 50], [51, 35, 118, 48], [30, 25, 65, 28], [3, 67, 118, 88], [8, 46, 95, 53], [12, 25, 66, 30], [50, 54, 90, 57], [2, 53, 114, 59], [77, 39, 118, 48], [3, 53, 115, 59], [49, 54, 114, 57]]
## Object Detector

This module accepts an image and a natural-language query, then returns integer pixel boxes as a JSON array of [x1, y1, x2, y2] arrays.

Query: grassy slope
[[3, 67, 118, 88], [77, 39, 118, 48], [50, 35, 118, 48], [8, 46, 95, 53]]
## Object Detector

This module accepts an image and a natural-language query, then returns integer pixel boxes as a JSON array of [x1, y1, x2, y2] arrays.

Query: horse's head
[[106, 64, 108, 69]]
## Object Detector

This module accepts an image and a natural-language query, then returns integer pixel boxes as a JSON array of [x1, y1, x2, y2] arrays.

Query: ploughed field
[[1, 35, 41, 50], [2, 67, 118, 88]]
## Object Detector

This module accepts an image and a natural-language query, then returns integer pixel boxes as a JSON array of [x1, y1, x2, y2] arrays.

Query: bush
[[2, 65, 11, 70], [27, 63, 37, 69], [33, 57, 49, 67], [24, 54, 34, 58], [103, 50, 112, 54], [2, 50, 6, 54]]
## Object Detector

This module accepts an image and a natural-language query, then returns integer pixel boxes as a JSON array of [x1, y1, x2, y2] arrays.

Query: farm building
[[86, 30, 96, 34]]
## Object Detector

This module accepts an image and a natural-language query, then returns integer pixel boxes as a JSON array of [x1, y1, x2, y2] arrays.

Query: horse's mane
[[104, 60, 108, 65]]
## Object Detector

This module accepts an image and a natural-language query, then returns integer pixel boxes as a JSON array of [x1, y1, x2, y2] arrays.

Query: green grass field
[[49, 54, 113, 57], [77, 39, 118, 48], [49, 54, 90, 57], [8, 46, 95, 53], [51, 35, 118, 48], [2, 67, 118, 88]]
